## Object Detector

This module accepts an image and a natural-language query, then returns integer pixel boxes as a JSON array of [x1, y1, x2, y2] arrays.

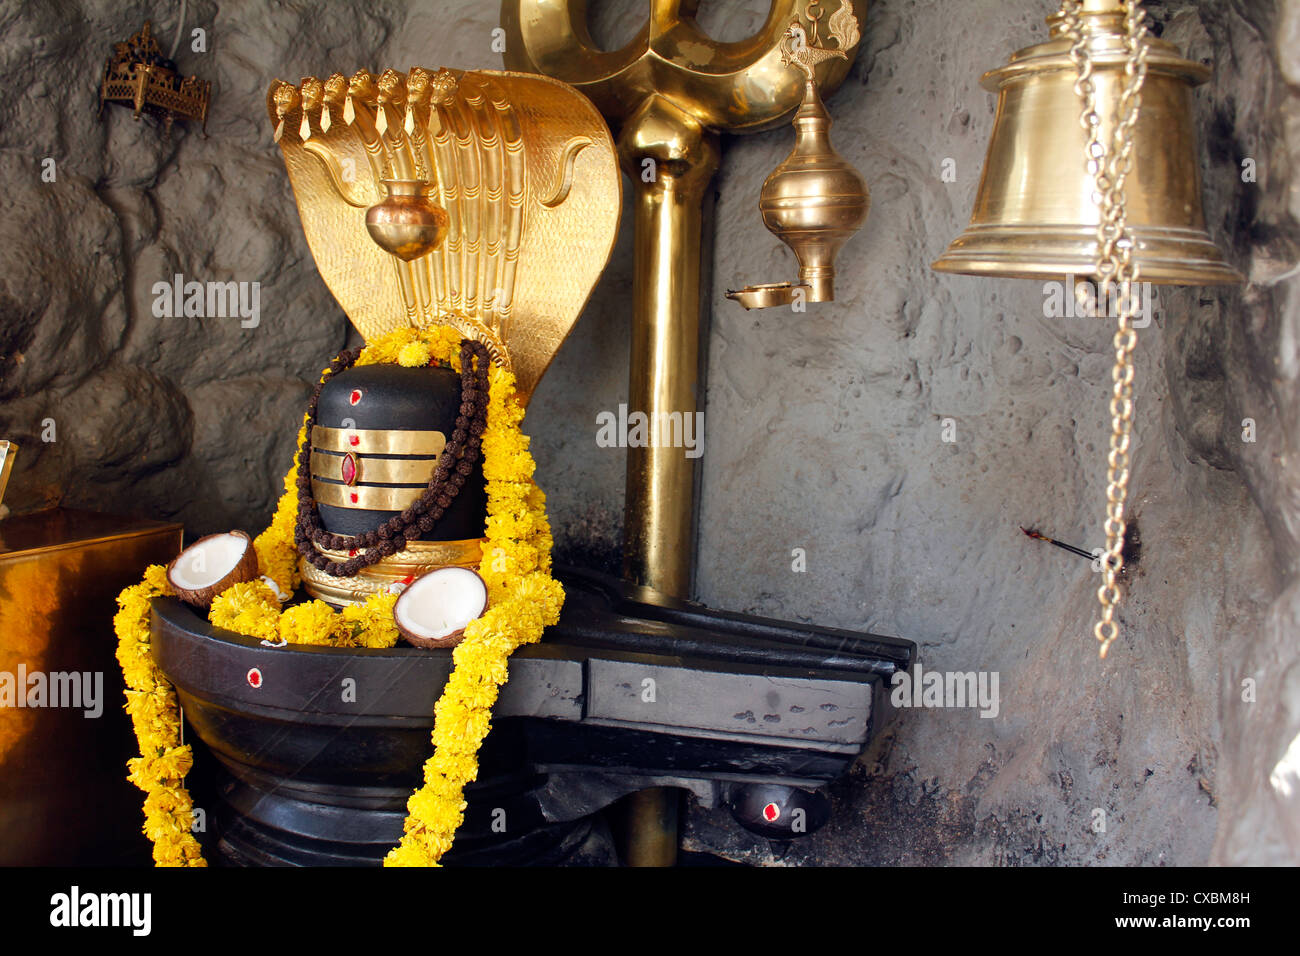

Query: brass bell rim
[[982, 37, 1210, 92], [933, 222, 1243, 286]]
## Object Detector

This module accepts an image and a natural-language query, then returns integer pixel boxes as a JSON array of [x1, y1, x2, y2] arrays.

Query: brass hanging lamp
[[727, 5, 870, 310], [933, 0, 1241, 285]]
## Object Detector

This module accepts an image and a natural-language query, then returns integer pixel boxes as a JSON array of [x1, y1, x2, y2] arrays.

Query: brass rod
[[615, 97, 719, 867], [623, 788, 680, 868], [617, 98, 719, 598]]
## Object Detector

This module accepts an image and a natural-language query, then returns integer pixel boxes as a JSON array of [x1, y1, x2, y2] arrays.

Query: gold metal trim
[[311, 425, 445, 456], [309, 452, 436, 486], [0, 440, 18, 511], [315, 537, 484, 567], [300, 537, 485, 606], [311, 479, 423, 511]]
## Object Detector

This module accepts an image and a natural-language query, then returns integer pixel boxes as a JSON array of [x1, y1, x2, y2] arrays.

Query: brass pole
[[615, 96, 718, 867], [618, 95, 719, 597], [623, 787, 680, 868]]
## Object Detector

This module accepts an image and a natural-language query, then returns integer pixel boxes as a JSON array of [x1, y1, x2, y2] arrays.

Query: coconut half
[[393, 566, 489, 649], [167, 531, 260, 609]]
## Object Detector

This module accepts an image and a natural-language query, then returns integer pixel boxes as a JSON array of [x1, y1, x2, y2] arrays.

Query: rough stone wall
[[0, 0, 1296, 865]]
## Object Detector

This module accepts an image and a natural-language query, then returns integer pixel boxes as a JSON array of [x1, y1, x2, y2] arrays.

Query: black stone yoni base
[[152, 566, 915, 866]]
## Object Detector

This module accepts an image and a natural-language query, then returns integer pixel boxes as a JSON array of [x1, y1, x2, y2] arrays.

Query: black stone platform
[[151, 566, 915, 865]]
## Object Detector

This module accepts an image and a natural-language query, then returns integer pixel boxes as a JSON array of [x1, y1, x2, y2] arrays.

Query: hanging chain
[[806, 0, 824, 44], [1058, 0, 1151, 658], [374, 110, 429, 182]]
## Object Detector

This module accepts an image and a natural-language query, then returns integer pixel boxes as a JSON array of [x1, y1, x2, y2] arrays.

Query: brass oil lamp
[[728, 14, 870, 309]]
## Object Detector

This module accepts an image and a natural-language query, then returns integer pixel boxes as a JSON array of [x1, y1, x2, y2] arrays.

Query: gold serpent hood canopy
[[268, 67, 622, 403]]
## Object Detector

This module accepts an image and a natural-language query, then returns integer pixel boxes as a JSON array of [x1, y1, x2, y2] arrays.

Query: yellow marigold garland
[[112, 322, 563, 867], [113, 565, 205, 866]]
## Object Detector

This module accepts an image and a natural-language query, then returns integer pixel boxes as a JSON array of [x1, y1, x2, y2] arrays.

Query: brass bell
[[364, 179, 450, 262], [933, 0, 1241, 285]]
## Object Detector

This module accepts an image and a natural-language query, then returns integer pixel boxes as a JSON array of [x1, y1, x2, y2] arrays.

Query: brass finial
[[727, 1, 869, 309]]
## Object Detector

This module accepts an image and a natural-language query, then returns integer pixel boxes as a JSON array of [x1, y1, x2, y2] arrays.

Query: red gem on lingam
[[341, 452, 358, 486], [762, 802, 780, 822], [349, 389, 362, 406]]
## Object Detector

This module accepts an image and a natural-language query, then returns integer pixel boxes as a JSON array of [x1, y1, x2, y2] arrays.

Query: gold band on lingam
[[311, 480, 430, 511], [309, 424, 448, 512], [300, 537, 485, 607], [310, 425, 446, 456], [308, 453, 438, 485]]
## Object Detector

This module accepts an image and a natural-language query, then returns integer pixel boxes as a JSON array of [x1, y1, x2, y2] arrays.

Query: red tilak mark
[[763, 802, 780, 822], [349, 493, 358, 504], [348, 434, 360, 447], [349, 389, 362, 406], [247, 668, 263, 689], [348, 549, 358, 557]]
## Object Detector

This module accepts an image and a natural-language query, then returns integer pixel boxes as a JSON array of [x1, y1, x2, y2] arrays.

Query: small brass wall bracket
[[727, 3, 870, 310], [0, 440, 18, 517]]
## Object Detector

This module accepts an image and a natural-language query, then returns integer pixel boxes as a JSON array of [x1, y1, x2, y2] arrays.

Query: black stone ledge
[[149, 566, 916, 788]]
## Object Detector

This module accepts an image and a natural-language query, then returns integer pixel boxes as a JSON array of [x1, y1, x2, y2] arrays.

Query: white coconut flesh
[[170, 533, 250, 590], [395, 567, 488, 642]]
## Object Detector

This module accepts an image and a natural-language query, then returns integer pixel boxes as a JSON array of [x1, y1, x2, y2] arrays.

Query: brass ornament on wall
[[267, 67, 621, 404], [98, 21, 210, 135], [0, 441, 17, 517], [501, 0, 867, 596], [932, 0, 1241, 285], [728, 1, 870, 309]]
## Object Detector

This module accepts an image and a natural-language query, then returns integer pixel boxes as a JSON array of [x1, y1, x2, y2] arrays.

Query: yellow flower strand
[[111, 323, 563, 866], [113, 565, 205, 866]]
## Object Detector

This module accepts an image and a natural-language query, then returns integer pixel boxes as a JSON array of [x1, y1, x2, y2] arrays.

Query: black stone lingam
[[312, 363, 486, 540]]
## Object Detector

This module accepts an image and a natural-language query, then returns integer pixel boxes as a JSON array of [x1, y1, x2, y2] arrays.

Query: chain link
[[1058, 0, 1151, 658]]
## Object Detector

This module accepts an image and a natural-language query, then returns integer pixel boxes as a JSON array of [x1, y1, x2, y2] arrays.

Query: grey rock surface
[[0, 0, 1296, 865]]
